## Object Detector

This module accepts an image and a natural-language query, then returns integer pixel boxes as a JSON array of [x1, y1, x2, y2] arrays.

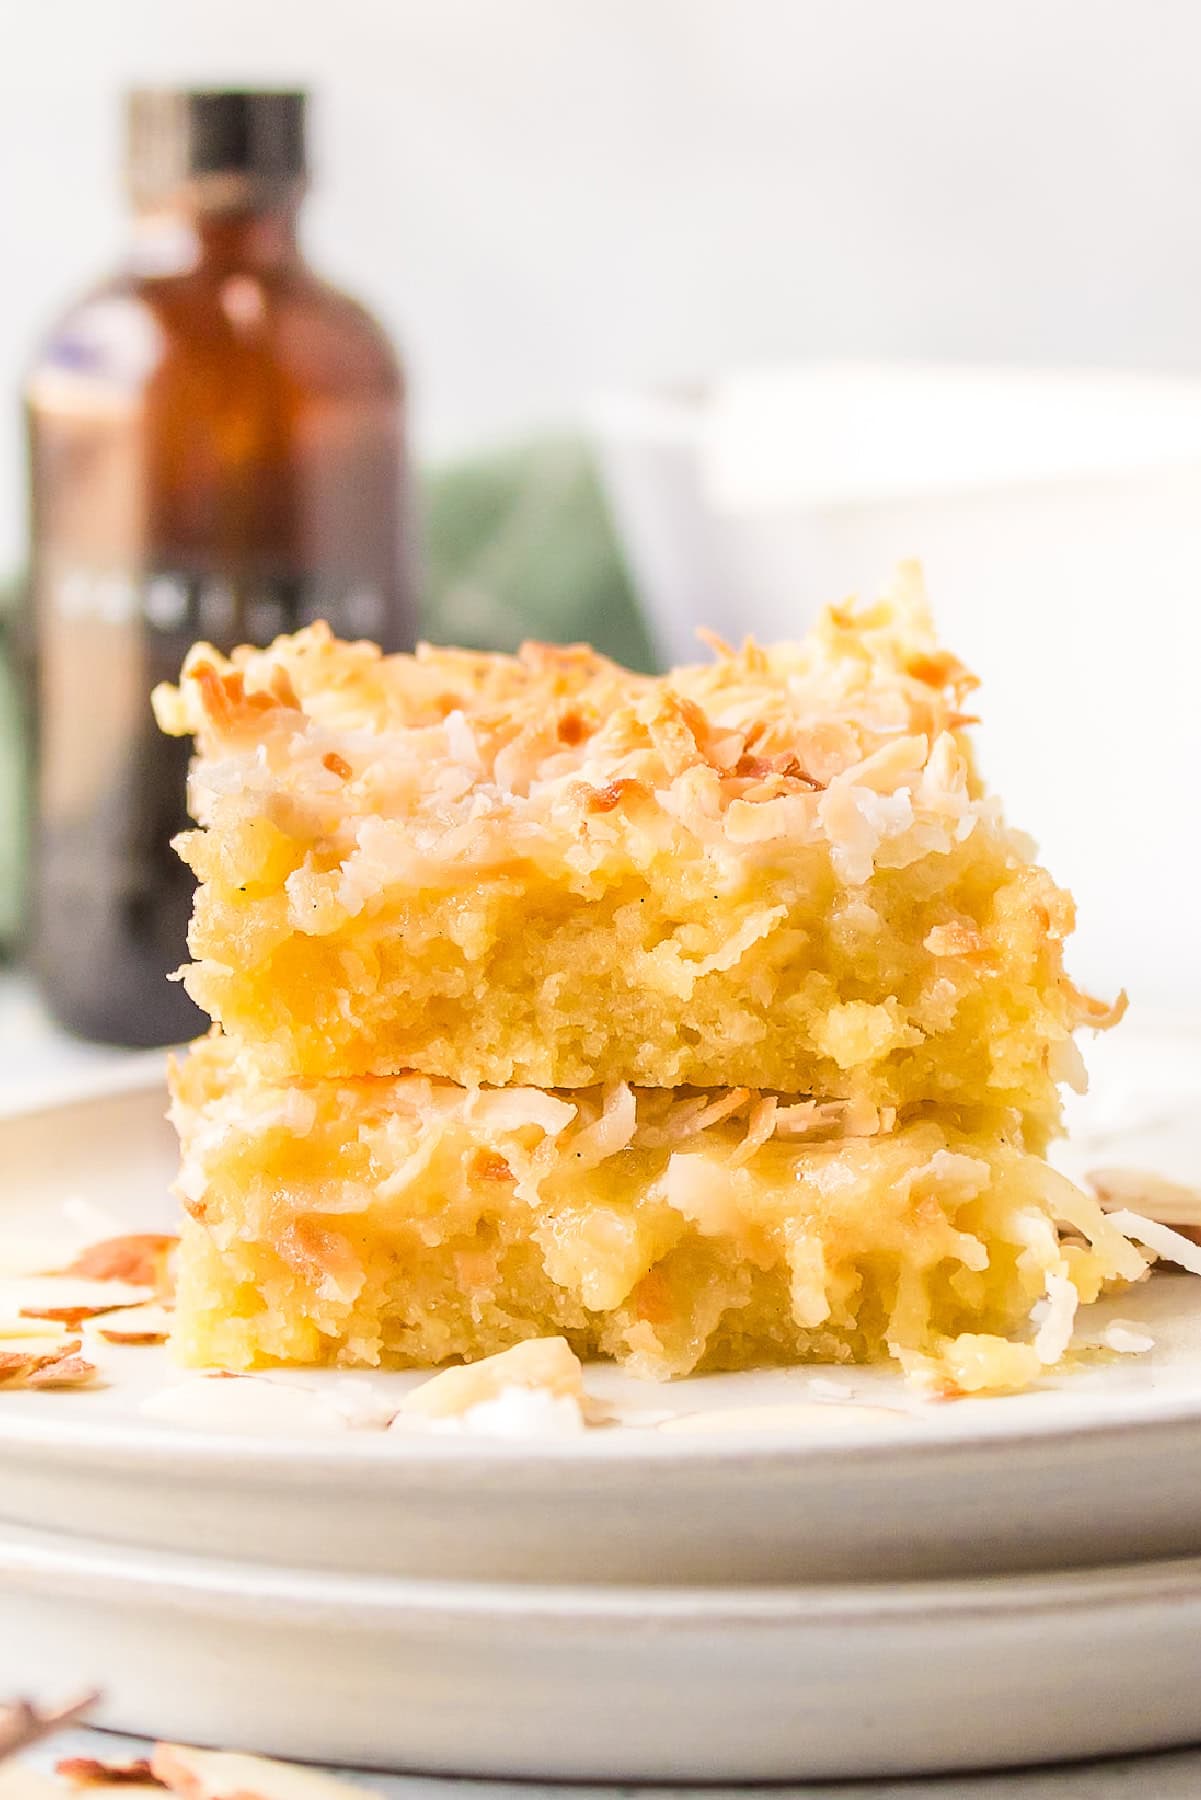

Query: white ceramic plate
[[2, 1521, 1201, 1781], [0, 1023, 1199, 1586]]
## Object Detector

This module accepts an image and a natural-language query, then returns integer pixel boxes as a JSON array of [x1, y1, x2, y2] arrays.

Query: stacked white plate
[[0, 1021, 1199, 1781]]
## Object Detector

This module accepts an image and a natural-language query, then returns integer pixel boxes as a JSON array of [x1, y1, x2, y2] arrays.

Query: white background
[[6, 0, 1201, 569]]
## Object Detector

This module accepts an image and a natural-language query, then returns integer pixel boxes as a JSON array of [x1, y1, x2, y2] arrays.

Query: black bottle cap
[[126, 90, 308, 207]]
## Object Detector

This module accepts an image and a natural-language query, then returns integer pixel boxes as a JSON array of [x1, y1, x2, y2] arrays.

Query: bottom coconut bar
[[168, 1031, 1148, 1392]]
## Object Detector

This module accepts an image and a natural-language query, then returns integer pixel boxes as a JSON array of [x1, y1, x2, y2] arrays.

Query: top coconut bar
[[153, 566, 1114, 1144]]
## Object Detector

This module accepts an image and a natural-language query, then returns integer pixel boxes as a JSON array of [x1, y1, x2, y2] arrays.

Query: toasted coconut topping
[[923, 920, 988, 958], [154, 575, 1017, 899], [1068, 986, 1129, 1030], [584, 776, 649, 814], [696, 625, 736, 659]]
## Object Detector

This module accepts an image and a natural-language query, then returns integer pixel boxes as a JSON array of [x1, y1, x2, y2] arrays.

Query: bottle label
[[30, 561, 408, 908], [49, 564, 392, 662]]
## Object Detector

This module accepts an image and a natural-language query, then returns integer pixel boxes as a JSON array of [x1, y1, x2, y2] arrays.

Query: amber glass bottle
[[24, 90, 416, 1045]]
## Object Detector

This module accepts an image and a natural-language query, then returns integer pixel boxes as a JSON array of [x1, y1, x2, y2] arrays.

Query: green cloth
[[421, 438, 655, 671]]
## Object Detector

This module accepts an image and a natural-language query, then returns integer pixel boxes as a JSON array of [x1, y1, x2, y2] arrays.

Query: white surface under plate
[[3, 1524, 1201, 1781], [0, 1021, 1198, 1586]]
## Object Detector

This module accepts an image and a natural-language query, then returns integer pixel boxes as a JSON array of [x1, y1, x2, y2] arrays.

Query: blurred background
[[14, 0, 1201, 508], [3, 0, 1201, 1073]]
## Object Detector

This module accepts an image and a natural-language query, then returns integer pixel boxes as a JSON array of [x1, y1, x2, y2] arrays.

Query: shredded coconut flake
[[443, 707, 481, 771], [433, 1385, 586, 1438], [1102, 1320, 1155, 1355], [463, 1087, 577, 1138], [567, 1081, 638, 1171], [1103, 1210, 1201, 1278], [731, 1094, 778, 1167], [1047, 1036, 1089, 1094], [688, 1087, 752, 1134], [1033, 1271, 1078, 1365]]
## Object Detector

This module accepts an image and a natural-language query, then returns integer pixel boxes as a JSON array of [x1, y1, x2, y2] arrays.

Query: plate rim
[[2, 1370, 1201, 1472], [5, 1515, 1201, 1624]]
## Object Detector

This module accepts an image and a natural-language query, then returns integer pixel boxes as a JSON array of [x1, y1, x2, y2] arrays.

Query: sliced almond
[[0, 1337, 96, 1389], [0, 1337, 101, 1390], [27, 1347, 100, 1389], [56, 1754, 163, 1786], [400, 1336, 583, 1421], [151, 1742, 384, 1799], [0, 1336, 74, 1374], [0, 1311, 79, 1343], [87, 1303, 173, 1347], [657, 1401, 913, 1435], [1090, 1167, 1201, 1238], [0, 1278, 154, 1336], [19, 1304, 129, 1328]]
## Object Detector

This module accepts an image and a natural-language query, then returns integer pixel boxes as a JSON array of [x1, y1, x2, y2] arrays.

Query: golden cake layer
[[154, 568, 1111, 1142], [168, 1032, 1145, 1392]]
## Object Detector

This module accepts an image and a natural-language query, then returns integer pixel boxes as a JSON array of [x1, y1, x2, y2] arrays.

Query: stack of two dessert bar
[[156, 570, 1139, 1392]]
